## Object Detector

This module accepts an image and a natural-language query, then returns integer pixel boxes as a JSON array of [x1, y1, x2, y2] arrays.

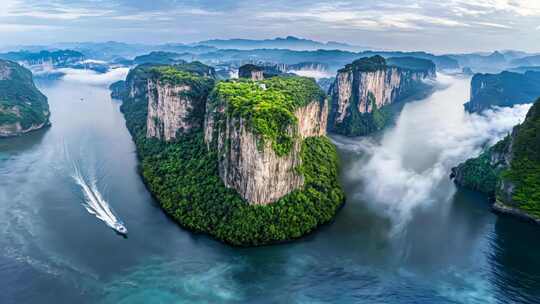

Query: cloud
[[0, 1, 114, 20], [257, 6, 470, 31], [446, 0, 540, 17], [0, 0, 538, 52], [0, 23, 61, 32], [335, 75, 531, 231], [473, 21, 512, 29], [59, 67, 129, 86]]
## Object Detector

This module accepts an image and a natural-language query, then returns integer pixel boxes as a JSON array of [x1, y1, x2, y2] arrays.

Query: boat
[[113, 222, 128, 235]]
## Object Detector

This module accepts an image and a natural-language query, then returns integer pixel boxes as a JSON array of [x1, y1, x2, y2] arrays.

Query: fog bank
[[334, 74, 531, 231]]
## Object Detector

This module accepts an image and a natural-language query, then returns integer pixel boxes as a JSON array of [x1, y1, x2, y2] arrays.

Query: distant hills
[[193, 36, 367, 51]]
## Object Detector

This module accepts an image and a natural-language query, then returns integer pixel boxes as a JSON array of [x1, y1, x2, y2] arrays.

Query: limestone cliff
[[146, 68, 214, 141], [238, 64, 265, 80], [0, 60, 50, 137], [464, 71, 540, 113], [204, 77, 328, 205], [329, 55, 436, 136], [121, 62, 215, 141]]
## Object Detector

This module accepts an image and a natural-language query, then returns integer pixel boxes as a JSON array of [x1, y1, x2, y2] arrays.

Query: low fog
[[59, 68, 129, 86], [334, 74, 532, 231]]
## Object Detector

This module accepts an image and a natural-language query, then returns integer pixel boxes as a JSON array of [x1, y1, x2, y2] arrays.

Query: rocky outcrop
[[0, 60, 50, 137], [146, 81, 200, 140], [109, 80, 127, 99], [464, 71, 540, 113], [238, 64, 265, 80], [145, 64, 215, 141], [204, 77, 328, 204], [328, 55, 436, 136]]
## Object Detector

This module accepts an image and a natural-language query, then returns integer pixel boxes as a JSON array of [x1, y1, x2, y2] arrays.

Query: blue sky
[[1, 0, 539, 53]]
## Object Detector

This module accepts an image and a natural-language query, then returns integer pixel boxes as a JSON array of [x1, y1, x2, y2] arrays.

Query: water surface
[[1, 75, 539, 304]]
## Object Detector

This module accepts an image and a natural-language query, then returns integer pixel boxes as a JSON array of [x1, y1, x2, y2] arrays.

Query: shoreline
[[492, 200, 540, 225]]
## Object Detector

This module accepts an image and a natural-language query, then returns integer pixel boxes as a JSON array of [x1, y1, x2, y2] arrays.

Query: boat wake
[[71, 161, 127, 235]]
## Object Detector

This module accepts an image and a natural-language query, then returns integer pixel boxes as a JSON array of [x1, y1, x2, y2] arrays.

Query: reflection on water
[[0, 75, 539, 304]]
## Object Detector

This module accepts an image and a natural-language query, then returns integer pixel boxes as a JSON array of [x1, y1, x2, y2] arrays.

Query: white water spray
[[72, 164, 127, 234], [63, 141, 127, 235]]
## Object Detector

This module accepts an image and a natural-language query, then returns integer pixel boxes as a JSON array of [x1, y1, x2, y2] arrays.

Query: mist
[[334, 74, 532, 231], [59, 68, 129, 86], [289, 70, 333, 80]]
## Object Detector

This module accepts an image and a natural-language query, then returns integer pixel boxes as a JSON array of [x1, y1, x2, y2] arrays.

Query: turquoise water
[[0, 76, 539, 303]]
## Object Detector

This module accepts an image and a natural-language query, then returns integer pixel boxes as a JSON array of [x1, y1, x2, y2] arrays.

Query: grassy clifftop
[[210, 76, 325, 156]]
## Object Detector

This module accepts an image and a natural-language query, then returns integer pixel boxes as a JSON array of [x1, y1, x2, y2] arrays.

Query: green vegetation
[[333, 92, 393, 136], [133, 51, 187, 65], [498, 100, 540, 217], [134, 133, 343, 246], [455, 99, 540, 219], [452, 136, 511, 196], [465, 71, 540, 112], [387, 57, 436, 72], [0, 60, 49, 132], [340, 55, 387, 73], [120, 65, 344, 246], [210, 76, 325, 156]]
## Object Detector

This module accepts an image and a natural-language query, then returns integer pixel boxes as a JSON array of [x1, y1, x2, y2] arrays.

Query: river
[[0, 73, 539, 303]]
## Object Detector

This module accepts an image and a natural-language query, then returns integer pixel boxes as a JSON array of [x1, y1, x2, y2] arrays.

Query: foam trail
[[66, 144, 126, 234]]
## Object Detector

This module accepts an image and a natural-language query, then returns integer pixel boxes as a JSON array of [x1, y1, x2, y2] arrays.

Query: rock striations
[[328, 55, 436, 136], [146, 65, 214, 141], [204, 78, 328, 204], [464, 71, 540, 113], [0, 60, 50, 137]]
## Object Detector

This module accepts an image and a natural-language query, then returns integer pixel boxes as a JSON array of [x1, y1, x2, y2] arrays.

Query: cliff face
[[145, 65, 214, 141], [204, 77, 328, 205], [329, 56, 435, 136], [121, 62, 214, 141], [238, 64, 265, 80], [465, 71, 540, 113], [109, 80, 126, 99], [0, 60, 50, 137]]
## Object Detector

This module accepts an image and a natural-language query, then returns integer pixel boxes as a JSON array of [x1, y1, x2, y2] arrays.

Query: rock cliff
[[328, 55, 436, 136], [120, 62, 214, 141], [204, 76, 328, 204], [464, 71, 540, 113], [238, 64, 265, 80], [109, 80, 127, 99], [120, 65, 345, 246], [0, 60, 50, 137], [146, 65, 215, 141]]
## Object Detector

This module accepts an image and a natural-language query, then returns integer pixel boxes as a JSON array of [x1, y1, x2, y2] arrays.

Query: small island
[[120, 62, 345, 246], [0, 59, 50, 137]]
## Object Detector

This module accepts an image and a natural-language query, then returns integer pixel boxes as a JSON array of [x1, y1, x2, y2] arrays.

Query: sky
[[1, 0, 540, 53]]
